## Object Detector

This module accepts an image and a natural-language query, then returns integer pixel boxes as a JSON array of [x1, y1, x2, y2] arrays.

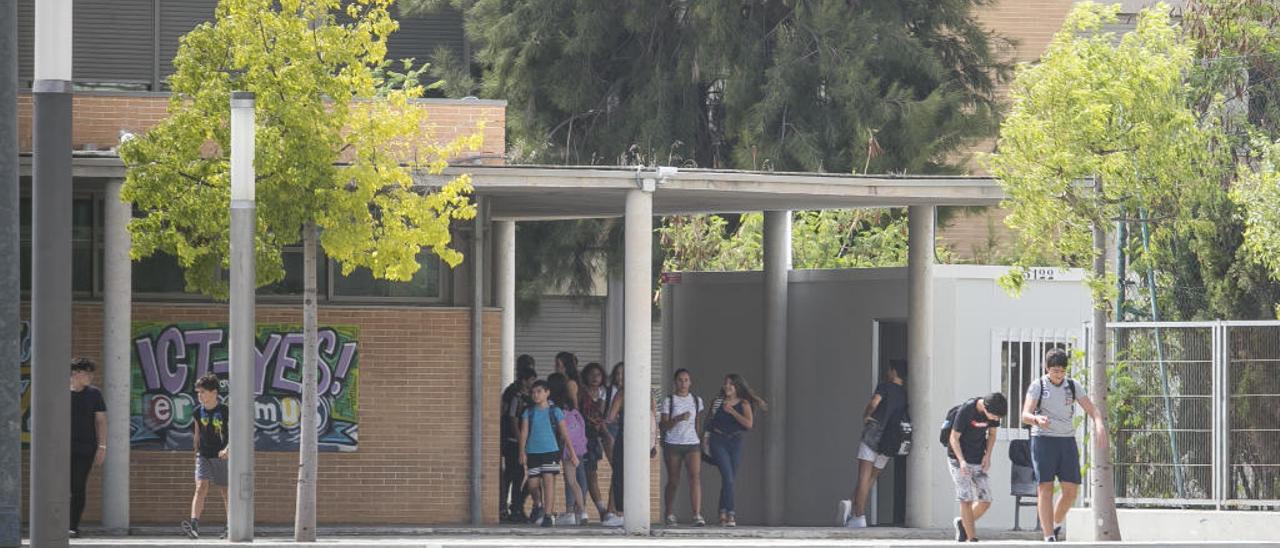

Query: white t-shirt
[[661, 393, 704, 445]]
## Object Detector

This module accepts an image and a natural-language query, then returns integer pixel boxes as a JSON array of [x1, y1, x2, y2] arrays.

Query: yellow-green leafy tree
[[986, 2, 1219, 540], [119, 0, 478, 539]]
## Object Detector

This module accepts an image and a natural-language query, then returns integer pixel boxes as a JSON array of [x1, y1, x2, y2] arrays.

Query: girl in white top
[[659, 368, 706, 526]]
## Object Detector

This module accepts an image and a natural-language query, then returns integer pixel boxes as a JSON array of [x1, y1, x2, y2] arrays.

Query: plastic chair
[[1009, 438, 1040, 531]]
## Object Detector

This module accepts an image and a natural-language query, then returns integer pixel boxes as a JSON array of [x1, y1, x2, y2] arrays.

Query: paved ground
[[43, 526, 1280, 548]]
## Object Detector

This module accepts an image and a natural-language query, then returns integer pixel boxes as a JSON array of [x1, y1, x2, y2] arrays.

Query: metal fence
[[1082, 321, 1280, 509]]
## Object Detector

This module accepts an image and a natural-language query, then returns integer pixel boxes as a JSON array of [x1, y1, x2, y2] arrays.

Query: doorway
[[870, 319, 907, 526]]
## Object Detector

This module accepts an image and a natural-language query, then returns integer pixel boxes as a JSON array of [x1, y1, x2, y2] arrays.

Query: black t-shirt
[[71, 386, 106, 456], [501, 383, 528, 443], [195, 404, 229, 459], [871, 382, 907, 424], [948, 399, 1000, 464]]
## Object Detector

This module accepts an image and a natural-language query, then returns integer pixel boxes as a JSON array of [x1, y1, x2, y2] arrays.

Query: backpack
[[938, 399, 976, 448], [561, 408, 588, 455]]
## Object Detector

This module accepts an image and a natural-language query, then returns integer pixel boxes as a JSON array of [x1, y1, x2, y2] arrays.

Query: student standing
[[943, 392, 1008, 542], [555, 351, 581, 406], [839, 360, 907, 528], [521, 380, 579, 527], [578, 362, 610, 520], [549, 373, 589, 525], [702, 374, 766, 528], [69, 358, 107, 539], [660, 368, 706, 526], [1021, 348, 1108, 542], [181, 374, 230, 540], [500, 358, 537, 522]]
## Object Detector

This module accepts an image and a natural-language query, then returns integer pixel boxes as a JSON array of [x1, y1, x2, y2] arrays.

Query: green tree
[[403, 0, 1010, 300], [119, 0, 478, 538], [986, 3, 1220, 539]]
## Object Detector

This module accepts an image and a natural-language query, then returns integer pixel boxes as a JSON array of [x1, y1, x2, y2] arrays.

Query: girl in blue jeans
[[702, 374, 766, 527]]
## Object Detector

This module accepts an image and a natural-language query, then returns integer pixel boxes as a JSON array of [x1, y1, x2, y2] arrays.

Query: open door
[[871, 319, 908, 526]]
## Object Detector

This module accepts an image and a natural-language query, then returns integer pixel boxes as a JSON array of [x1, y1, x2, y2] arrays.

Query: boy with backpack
[[940, 392, 1008, 542], [838, 360, 910, 528], [521, 379, 580, 527], [1021, 348, 1108, 542], [181, 374, 230, 540]]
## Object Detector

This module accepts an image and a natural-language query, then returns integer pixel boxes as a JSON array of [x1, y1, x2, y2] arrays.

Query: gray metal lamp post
[[228, 91, 257, 542]]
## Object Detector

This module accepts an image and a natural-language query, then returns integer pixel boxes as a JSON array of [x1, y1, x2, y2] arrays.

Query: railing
[[1082, 321, 1280, 509]]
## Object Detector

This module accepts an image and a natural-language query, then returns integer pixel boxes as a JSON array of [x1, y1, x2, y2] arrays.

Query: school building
[[15, 0, 1192, 537]]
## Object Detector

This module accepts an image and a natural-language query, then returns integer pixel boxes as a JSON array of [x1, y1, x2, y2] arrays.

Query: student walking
[[578, 362, 611, 520], [839, 360, 908, 528], [600, 363, 659, 528], [69, 358, 107, 539], [702, 374, 766, 528], [181, 374, 230, 540], [500, 357, 537, 522], [1021, 348, 1108, 542], [942, 392, 1008, 542], [549, 373, 589, 525], [521, 380, 579, 527], [660, 369, 706, 526]]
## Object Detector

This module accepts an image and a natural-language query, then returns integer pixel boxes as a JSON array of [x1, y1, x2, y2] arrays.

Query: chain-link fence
[[1084, 321, 1280, 509]]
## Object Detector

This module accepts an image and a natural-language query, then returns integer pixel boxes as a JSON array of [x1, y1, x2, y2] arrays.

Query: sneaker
[[693, 515, 706, 527], [180, 520, 199, 540], [1053, 524, 1064, 541], [559, 512, 578, 526], [665, 514, 678, 526], [540, 515, 554, 528], [845, 514, 867, 529], [837, 499, 852, 526], [578, 511, 589, 525], [723, 516, 737, 528], [528, 506, 545, 525], [1044, 536, 1057, 542], [953, 517, 967, 542], [602, 513, 624, 527], [220, 529, 228, 540], [68, 529, 80, 539]]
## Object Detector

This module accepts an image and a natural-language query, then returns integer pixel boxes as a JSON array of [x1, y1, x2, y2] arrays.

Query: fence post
[[1215, 322, 1229, 509]]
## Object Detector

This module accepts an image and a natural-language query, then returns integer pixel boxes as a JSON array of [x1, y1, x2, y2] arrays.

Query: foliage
[[120, 0, 480, 299], [658, 209, 946, 273], [986, 2, 1218, 301]]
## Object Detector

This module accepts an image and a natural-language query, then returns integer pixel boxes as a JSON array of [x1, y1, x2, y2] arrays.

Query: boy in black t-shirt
[[499, 359, 537, 522], [181, 375, 230, 540], [69, 358, 107, 538], [945, 392, 1007, 542]]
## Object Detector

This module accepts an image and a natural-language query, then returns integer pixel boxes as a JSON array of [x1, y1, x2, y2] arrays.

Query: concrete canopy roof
[[416, 165, 1004, 220], [27, 156, 1004, 220]]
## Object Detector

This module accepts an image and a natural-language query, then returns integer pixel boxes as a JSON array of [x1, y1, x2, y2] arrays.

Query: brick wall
[[16, 93, 506, 165], [21, 302, 503, 526]]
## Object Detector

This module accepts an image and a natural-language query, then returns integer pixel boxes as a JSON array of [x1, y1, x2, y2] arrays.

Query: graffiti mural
[[19, 320, 31, 445], [131, 322, 360, 452]]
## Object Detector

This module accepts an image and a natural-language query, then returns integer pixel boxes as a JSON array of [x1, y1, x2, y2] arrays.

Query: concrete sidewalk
[[44, 526, 1280, 548]]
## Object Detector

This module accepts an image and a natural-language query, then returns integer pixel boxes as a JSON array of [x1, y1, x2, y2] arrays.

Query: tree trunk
[[1091, 177, 1122, 541], [294, 222, 319, 541]]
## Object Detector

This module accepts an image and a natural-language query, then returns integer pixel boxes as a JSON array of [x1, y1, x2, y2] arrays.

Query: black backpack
[[878, 406, 914, 457], [938, 399, 976, 448], [1032, 376, 1078, 416]]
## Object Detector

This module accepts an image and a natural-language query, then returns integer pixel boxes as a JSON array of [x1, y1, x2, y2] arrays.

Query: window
[[992, 329, 1077, 439], [258, 245, 328, 297], [20, 194, 98, 296], [332, 251, 442, 300]]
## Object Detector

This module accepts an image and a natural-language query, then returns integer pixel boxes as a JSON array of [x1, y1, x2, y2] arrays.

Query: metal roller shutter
[[73, 0, 155, 87], [385, 5, 466, 67], [158, 0, 218, 85], [515, 296, 604, 377], [16, 0, 33, 86]]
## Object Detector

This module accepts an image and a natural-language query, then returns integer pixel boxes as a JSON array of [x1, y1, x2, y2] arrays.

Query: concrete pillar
[[30, 0, 72, 545], [101, 180, 131, 533], [0, 1, 22, 544], [228, 92, 256, 542], [470, 200, 485, 525], [905, 205, 935, 528], [495, 220, 515, 388], [622, 187, 653, 534], [762, 210, 791, 525], [604, 273, 624, 368]]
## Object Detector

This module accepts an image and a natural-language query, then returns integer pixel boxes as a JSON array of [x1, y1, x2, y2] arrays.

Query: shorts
[[663, 442, 700, 457], [947, 458, 991, 502], [526, 451, 562, 477], [195, 455, 228, 487], [1031, 435, 1082, 484], [857, 442, 891, 470]]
